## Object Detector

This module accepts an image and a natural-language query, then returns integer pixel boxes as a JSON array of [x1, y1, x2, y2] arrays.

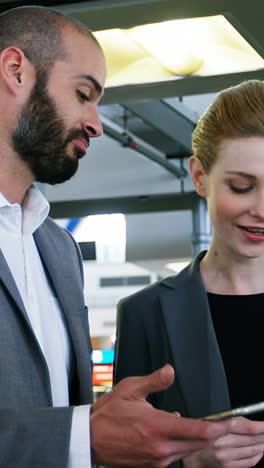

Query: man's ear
[[0, 47, 32, 95], [189, 155, 208, 198]]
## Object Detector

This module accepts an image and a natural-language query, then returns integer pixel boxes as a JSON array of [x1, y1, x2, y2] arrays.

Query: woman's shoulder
[[117, 261, 194, 310]]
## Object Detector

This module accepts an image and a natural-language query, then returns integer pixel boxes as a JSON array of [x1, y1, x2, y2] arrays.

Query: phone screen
[[203, 401, 264, 421]]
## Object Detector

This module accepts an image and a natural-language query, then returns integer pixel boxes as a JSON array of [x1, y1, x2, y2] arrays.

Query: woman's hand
[[183, 417, 264, 468]]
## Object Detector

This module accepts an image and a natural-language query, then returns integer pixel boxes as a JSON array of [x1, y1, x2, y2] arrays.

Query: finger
[[140, 439, 228, 467], [230, 417, 264, 435], [171, 416, 234, 441], [115, 364, 175, 400], [215, 432, 264, 448], [215, 443, 264, 460], [143, 411, 233, 443], [159, 449, 206, 468], [152, 440, 262, 468], [221, 452, 264, 468]]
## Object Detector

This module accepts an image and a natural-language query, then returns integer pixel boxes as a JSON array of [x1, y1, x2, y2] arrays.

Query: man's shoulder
[[35, 216, 80, 260], [40, 216, 76, 242]]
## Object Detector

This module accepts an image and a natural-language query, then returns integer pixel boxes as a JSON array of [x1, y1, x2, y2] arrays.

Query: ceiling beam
[[50, 191, 200, 218], [124, 100, 195, 151], [101, 69, 264, 105]]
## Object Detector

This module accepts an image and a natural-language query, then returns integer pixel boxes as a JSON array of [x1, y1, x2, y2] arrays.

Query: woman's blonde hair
[[192, 80, 264, 173]]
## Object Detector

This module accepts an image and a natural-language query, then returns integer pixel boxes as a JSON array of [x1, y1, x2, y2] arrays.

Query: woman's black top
[[208, 292, 264, 466]]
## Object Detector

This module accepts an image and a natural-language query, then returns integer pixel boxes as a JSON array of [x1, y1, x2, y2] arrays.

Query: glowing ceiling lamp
[[94, 15, 264, 87]]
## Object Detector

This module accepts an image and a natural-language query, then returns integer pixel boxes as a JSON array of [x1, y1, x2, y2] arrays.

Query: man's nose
[[82, 108, 103, 138]]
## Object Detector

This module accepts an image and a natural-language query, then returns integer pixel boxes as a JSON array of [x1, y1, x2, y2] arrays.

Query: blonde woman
[[114, 80, 264, 468]]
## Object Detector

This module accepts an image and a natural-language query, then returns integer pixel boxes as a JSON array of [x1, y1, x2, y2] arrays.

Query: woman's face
[[190, 136, 264, 259]]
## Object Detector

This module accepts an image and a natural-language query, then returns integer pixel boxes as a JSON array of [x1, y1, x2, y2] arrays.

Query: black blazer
[[114, 251, 231, 419]]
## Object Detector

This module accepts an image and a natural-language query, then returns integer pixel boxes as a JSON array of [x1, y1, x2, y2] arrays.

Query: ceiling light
[[94, 15, 264, 87]]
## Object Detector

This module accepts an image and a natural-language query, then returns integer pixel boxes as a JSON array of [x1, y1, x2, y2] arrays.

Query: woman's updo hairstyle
[[192, 80, 264, 173]]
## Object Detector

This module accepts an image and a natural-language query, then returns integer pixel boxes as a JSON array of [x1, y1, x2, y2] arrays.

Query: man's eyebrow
[[225, 171, 256, 180], [79, 74, 103, 96]]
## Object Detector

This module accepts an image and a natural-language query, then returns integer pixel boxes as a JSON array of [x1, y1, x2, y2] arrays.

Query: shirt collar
[[0, 184, 50, 234]]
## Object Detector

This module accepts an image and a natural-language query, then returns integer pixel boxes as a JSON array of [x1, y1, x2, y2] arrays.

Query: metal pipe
[[192, 197, 212, 256], [101, 116, 187, 179]]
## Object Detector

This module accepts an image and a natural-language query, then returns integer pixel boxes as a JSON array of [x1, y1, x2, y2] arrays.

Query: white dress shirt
[[0, 185, 91, 467]]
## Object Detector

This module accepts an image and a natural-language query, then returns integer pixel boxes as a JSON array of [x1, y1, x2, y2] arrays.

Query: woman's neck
[[200, 247, 264, 295]]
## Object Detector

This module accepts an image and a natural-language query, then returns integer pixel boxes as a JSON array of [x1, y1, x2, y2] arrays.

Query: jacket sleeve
[[114, 294, 182, 468], [114, 296, 153, 382], [0, 407, 73, 467], [114, 291, 169, 410]]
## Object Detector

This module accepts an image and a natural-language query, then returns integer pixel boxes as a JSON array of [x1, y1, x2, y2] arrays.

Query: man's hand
[[91, 365, 233, 467]]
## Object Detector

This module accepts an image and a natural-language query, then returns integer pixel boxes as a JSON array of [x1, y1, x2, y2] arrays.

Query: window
[[100, 276, 151, 287]]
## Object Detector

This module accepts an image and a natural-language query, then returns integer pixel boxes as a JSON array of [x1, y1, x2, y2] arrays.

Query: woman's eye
[[76, 90, 89, 102], [229, 184, 253, 194]]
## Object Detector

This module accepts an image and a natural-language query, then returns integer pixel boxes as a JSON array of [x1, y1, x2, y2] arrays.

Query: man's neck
[[0, 150, 34, 204], [0, 186, 29, 205]]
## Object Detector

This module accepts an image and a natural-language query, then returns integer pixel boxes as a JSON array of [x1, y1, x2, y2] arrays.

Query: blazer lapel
[[0, 249, 32, 326], [33, 226, 82, 317], [34, 222, 93, 403], [161, 254, 230, 418]]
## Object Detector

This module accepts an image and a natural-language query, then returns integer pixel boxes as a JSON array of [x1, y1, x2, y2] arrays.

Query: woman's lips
[[238, 225, 264, 242]]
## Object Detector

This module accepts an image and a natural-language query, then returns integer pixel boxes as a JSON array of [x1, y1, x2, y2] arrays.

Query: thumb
[[119, 364, 175, 400]]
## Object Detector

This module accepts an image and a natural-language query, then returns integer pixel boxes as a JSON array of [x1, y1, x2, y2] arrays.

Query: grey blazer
[[114, 252, 231, 466], [0, 216, 93, 467]]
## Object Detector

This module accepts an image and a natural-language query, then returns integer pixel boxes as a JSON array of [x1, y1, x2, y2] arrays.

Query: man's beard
[[12, 75, 89, 185]]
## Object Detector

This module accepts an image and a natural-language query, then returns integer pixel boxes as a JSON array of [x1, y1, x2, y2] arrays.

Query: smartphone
[[203, 401, 264, 421]]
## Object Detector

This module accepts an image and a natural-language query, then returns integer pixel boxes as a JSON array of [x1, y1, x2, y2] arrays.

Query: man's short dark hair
[[0, 6, 97, 75]]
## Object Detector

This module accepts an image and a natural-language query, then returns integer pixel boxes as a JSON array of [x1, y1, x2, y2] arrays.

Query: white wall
[[83, 261, 158, 336]]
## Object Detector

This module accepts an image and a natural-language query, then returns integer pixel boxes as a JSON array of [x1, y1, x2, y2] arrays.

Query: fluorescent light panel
[[94, 15, 264, 87]]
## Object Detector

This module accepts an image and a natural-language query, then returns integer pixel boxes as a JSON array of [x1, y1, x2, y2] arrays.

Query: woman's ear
[[189, 155, 208, 198]]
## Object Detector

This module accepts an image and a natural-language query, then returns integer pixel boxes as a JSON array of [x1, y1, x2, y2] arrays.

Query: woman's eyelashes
[[229, 184, 253, 194]]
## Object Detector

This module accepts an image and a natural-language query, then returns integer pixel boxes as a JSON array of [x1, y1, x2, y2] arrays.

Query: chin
[[69, 144, 85, 160], [235, 246, 264, 260]]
